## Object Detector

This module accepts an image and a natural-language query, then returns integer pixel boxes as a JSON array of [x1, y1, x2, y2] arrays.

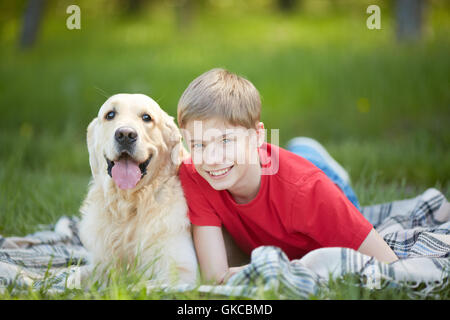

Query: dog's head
[[87, 94, 183, 190]]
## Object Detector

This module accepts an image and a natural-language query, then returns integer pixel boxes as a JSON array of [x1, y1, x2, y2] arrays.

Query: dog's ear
[[161, 114, 186, 169], [86, 117, 100, 179], [170, 136, 190, 170]]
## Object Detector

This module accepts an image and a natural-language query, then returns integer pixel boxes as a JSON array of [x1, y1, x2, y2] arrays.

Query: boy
[[177, 68, 398, 284]]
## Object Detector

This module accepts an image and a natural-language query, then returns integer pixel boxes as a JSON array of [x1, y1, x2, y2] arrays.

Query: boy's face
[[182, 118, 264, 191]]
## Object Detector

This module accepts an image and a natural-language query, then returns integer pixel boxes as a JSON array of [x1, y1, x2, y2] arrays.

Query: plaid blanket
[[0, 188, 448, 298]]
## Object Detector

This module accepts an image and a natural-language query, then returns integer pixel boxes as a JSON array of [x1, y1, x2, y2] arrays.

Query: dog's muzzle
[[104, 151, 152, 190]]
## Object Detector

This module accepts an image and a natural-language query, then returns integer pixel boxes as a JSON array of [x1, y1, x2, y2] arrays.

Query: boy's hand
[[219, 264, 249, 284]]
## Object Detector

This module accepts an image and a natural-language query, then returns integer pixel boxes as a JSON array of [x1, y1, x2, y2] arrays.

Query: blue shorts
[[286, 137, 361, 210]]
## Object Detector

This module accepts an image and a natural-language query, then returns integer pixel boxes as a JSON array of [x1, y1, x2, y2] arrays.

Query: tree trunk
[[277, 0, 298, 12], [175, 0, 193, 31], [19, 0, 45, 49], [396, 0, 425, 41]]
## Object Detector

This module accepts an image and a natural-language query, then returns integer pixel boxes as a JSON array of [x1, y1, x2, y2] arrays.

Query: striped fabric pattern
[[0, 188, 448, 298]]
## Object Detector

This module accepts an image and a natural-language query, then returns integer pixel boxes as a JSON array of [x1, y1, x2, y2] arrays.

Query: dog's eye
[[105, 111, 116, 120], [142, 114, 152, 122]]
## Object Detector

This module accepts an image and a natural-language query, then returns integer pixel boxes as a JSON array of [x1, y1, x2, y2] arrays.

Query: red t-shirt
[[178, 142, 373, 260]]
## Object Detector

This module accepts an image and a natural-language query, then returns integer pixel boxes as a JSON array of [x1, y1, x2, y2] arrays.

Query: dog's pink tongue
[[111, 158, 141, 190]]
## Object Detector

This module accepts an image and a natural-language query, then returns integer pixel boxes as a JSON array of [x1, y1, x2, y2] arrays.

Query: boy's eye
[[192, 143, 204, 149], [222, 138, 231, 144], [105, 111, 116, 120]]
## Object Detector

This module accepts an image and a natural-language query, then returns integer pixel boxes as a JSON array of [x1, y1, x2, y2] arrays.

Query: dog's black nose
[[115, 127, 138, 145]]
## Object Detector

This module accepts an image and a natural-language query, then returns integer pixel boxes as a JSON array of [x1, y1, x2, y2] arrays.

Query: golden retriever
[[79, 93, 198, 285]]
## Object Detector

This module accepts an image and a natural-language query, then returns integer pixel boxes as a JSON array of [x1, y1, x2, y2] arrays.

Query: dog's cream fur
[[79, 93, 198, 285]]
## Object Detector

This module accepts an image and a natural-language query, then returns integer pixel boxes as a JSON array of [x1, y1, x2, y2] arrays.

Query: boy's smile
[[182, 118, 265, 204], [206, 165, 234, 178]]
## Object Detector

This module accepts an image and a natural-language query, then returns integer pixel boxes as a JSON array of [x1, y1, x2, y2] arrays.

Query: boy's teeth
[[209, 167, 231, 176]]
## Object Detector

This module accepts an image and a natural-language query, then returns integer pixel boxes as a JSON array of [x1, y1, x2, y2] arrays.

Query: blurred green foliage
[[0, 0, 449, 236]]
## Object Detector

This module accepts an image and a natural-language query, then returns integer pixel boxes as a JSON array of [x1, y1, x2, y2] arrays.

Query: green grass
[[0, 0, 449, 299], [1, 264, 448, 300]]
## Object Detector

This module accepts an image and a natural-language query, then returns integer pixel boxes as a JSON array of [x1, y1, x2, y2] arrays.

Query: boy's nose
[[203, 144, 224, 165]]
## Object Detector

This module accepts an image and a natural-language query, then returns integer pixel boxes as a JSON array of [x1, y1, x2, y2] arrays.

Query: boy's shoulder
[[261, 142, 322, 187]]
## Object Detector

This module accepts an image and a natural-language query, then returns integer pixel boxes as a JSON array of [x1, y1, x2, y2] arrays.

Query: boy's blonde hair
[[177, 68, 261, 129]]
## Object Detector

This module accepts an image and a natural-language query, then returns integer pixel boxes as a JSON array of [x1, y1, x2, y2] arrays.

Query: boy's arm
[[357, 228, 399, 263], [193, 225, 229, 284]]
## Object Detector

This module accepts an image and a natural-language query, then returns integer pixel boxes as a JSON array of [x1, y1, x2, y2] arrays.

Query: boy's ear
[[256, 121, 265, 147]]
